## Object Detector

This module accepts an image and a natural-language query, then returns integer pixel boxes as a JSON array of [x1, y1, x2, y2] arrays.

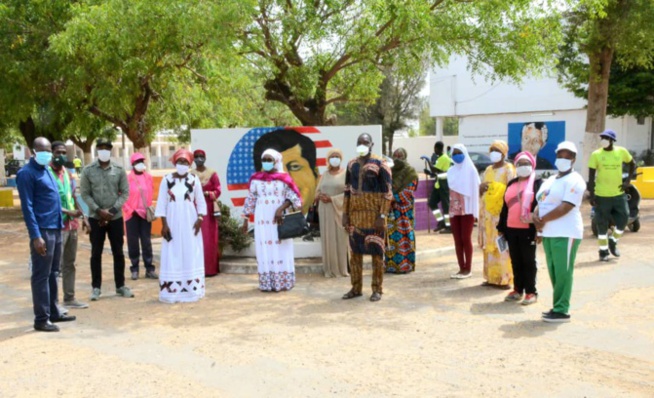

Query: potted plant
[[217, 201, 252, 255]]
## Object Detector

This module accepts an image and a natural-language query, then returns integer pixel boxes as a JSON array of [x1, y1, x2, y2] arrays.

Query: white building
[[429, 57, 653, 170]]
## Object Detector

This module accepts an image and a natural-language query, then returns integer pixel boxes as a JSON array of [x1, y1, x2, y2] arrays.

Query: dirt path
[[0, 202, 653, 397]]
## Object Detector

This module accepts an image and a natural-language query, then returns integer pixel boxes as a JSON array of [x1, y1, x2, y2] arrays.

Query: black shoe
[[599, 249, 610, 262], [51, 314, 76, 323], [439, 227, 452, 234], [145, 270, 158, 279], [541, 309, 554, 317], [131, 271, 139, 280], [608, 239, 620, 257], [542, 311, 571, 323], [34, 322, 60, 332]]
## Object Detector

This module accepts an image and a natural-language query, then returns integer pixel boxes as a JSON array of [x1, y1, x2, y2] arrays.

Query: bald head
[[33, 137, 52, 153], [357, 133, 373, 145]]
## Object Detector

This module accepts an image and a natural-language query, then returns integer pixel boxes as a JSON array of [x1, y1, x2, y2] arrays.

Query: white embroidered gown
[[155, 173, 207, 303]]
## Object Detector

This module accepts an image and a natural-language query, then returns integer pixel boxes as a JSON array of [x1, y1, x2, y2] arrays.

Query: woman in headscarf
[[385, 148, 419, 274], [190, 149, 222, 276], [478, 140, 516, 288], [154, 149, 206, 303], [315, 148, 349, 278], [242, 149, 303, 292], [447, 144, 481, 279], [497, 151, 542, 305], [123, 153, 156, 280]]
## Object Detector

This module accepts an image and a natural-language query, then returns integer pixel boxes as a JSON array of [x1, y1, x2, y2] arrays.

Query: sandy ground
[[0, 200, 653, 398]]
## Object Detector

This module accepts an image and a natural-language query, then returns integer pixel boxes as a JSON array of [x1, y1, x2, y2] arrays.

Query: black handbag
[[306, 202, 319, 226], [277, 209, 310, 240]]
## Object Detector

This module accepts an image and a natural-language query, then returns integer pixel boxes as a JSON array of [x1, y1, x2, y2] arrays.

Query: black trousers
[[505, 228, 537, 295], [125, 214, 154, 272], [89, 217, 126, 289]]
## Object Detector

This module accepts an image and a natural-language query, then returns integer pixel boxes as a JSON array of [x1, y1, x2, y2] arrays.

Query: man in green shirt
[[587, 130, 636, 261], [427, 141, 452, 233]]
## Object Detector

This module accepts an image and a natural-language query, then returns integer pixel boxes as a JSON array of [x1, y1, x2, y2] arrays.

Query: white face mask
[[555, 158, 573, 173], [489, 151, 503, 163], [329, 157, 341, 167], [516, 165, 533, 177], [356, 145, 369, 157], [97, 149, 111, 162], [600, 139, 611, 148], [176, 164, 189, 176], [133, 163, 146, 172]]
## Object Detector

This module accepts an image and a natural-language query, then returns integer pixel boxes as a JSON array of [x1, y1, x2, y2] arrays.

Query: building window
[[637, 116, 645, 125]]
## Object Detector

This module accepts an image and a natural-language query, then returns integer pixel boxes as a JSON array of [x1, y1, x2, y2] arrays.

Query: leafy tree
[[0, 0, 77, 144], [560, 59, 654, 119], [418, 99, 435, 137], [50, 0, 254, 153], [333, 62, 425, 154], [241, 0, 565, 126], [557, 0, 654, 166]]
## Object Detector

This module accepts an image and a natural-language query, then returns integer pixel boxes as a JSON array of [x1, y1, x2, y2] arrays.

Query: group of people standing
[[16, 128, 635, 331]]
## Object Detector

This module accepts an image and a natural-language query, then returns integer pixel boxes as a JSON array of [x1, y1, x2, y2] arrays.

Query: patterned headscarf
[[490, 140, 509, 157], [391, 147, 418, 192], [249, 148, 302, 198], [171, 149, 194, 164]]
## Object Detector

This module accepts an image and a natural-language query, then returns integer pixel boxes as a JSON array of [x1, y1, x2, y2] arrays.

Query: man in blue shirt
[[17, 137, 77, 332]]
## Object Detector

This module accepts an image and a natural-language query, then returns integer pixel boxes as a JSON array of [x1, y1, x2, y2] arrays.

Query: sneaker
[[116, 286, 135, 298], [542, 311, 571, 323], [458, 272, 471, 279], [90, 288, 101, 301], [504, 290, 523, 302], [64, 299, 89, 309], [521, 293, 538, 305], [131, 271, 139, 280], [542, 309, 554, 317], [599, 249, 610, 262], [608, 239, 620, 257], [56, 304, 69, 315], [145, 270, 159, 279]]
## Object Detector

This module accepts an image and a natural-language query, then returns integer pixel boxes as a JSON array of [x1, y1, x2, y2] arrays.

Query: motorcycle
[[591, 172, 641, 237]]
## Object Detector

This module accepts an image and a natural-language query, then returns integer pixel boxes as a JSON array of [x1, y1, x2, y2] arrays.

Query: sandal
[[370, 292, 382, 302], [342, 290, 362, 300]]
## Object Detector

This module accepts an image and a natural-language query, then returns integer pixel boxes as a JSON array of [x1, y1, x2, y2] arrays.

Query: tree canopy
[[241, 0, 565, 126]]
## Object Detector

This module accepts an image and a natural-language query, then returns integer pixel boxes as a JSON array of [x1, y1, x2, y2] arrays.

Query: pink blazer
[[123, 171, 153, 221]]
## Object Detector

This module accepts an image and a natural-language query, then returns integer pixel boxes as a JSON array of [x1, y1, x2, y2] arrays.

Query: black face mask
[[194, 158, 205, 167], [53, 155, 67, 167]]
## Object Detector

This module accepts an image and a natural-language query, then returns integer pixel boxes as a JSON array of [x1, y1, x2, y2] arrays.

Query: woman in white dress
[[242, 149, 303, 292], [155, 149, 207, 303]]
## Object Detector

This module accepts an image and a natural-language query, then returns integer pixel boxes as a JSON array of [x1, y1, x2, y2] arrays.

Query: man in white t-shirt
[[533, 141, 586, 323]]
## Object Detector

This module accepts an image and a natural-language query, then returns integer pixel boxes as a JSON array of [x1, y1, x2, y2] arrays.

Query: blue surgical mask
[[34, 151, 53, 166], [452, 153, 465, 164], [262, 161, 275, 172]]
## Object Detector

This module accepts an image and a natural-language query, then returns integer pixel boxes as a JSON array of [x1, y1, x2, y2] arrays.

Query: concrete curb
[[80, 242, 456, 275]]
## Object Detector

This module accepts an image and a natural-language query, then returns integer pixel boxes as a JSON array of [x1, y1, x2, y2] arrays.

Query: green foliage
[[50, 0, 255, 148], [242, 0, 566, 126], [217, 201, 252, 253], [557, 0, 654, 129]]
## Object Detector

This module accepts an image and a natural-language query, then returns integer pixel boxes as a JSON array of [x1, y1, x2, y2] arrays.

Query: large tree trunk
[[70, 138, 95, 167], [582, 47, 614, 180], [0, 149, 6, 186]]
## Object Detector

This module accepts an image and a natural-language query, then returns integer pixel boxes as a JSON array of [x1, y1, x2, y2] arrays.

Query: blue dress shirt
[[16, 158, 63, 239]]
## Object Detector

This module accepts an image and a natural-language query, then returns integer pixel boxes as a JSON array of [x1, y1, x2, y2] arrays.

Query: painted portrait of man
[[253, 129, 318, 214], [508, 121, 565, 170]]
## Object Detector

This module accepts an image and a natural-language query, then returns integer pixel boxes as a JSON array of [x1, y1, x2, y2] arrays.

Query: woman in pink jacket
[[123, 153, 157, 280]]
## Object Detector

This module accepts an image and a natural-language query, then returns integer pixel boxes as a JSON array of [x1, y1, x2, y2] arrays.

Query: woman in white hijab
[[242, 149, 303, 291], [447, 144, 481, 279]]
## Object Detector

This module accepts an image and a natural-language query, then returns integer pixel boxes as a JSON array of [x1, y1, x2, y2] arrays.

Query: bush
[[218, 201, 252, 254], [638, 149, 654, 166]]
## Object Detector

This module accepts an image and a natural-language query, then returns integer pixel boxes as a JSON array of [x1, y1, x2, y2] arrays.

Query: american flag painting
[[226, 126, 333, 208]]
